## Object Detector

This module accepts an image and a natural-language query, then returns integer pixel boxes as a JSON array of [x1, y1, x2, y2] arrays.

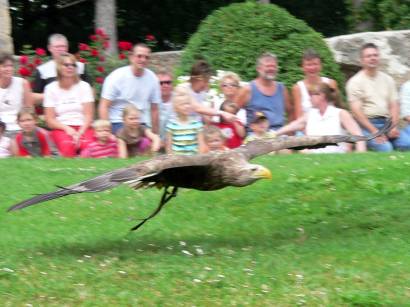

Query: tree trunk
[[350, 0, 373, 31], [0, 0, 13, 53], [95, 0, 117, 55]]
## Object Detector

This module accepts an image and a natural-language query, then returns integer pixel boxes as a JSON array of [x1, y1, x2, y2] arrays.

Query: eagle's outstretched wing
[[238, 119, 393, 160], [7, 154, 214, 212]]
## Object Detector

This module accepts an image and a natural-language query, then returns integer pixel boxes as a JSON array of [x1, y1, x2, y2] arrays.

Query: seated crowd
[[1, 35, 410, 159]]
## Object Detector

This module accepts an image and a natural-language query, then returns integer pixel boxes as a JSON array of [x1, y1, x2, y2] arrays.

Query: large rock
[[0, 0, 13, 53], [326, 30, 410, 87]]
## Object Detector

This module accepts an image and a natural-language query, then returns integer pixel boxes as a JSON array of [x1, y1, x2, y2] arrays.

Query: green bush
[[179, 2, 344, 88]]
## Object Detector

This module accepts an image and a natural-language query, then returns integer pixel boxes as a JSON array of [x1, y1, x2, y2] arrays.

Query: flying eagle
[[7, 122, 391, 231]]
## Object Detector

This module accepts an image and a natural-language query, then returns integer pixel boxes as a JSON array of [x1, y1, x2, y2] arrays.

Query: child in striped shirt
[[81, 120, 122, 158], [165, 87, 205, 155]]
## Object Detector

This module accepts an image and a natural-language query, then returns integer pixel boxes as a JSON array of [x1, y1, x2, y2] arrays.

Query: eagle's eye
[[250, 167, 258, 172]]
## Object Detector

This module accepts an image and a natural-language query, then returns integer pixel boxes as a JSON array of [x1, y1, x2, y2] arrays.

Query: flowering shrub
[[17, 46, 49, 81]]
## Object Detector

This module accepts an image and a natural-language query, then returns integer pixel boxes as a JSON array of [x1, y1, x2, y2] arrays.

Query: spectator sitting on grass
[[176, 60, 237, 124], [0, 52, 33, 138], [244, 111, 277, 144], [44, 53, 95, 157], [291, 48, 339, 120], [275, 82, 366, 153], [166, 87, 205, 155], [214, 100, 245, 149], [81, 120, 123, 158], [203, 125, 228, 153], [14, 108, 53, 157], [116, 104, 160, 157]]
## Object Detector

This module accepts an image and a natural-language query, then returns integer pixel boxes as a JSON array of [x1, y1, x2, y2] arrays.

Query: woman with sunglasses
[[275, 82, 366, 153], [44, 53, 94, 157]]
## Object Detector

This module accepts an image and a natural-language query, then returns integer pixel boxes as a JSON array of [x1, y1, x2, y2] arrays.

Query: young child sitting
[[116, 104, 161, 157], [214, 101, 245, 149], [0, 120, 12, 158], [81, 120, 122, 158], [166, 87, 205, 155], [244, 111, 277, 144], [203, 125, 228, 152], [14, 108, 53, 157]]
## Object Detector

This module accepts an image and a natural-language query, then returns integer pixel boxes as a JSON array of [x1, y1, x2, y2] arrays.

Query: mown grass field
[[1, 153, 410, 306]]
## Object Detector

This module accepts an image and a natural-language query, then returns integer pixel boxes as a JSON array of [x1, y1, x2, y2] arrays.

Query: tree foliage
[[179, 2, 344, 87], [346, 0, 410, 31]]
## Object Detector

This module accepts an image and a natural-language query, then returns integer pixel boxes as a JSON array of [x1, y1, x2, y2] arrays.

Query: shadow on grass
[[34, 230, 294, 258]]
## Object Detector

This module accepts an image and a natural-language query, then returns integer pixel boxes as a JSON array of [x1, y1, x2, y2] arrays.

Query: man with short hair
[[157, 70, 174, 141], [346, 43, 410, 151], [99, 43, 161, 133], [33, 33, 90, 102], [235, 52, 291, 132]]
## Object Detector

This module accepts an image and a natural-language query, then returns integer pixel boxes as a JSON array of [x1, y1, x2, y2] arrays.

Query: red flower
[[99, 55, 105, 62], [97, 66, 105, 73], [145, 34, 156, 41], [118, 41, 132, 51], [18, 66, 32, 77], [96, 28, 105, 36], [35, 48, 47, 56], [34, 57, 42, 65], [95, 77, 104, 84], [118, 53, 127, 60], [90, 34, 98, 41], [78, 58, 87, 63], [103, 40, 110, 49], [19, 55, 29, 65], [78, 43, 90, 51], [90, 49, 99, 57]]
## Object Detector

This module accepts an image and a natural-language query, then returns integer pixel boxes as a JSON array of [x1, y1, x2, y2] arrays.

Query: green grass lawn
[[1, 153, 410, 306]]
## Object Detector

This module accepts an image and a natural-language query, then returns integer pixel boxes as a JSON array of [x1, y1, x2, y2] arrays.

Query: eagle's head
[[228, 163, 272, 187]]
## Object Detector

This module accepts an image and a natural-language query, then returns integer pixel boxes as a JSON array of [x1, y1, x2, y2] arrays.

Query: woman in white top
[[0, 53, 33, 137], [291, 49, 339, 120], [276, 83, 366, 153], [44, 53, 94, 157]]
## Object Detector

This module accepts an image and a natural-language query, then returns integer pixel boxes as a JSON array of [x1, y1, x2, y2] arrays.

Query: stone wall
[[0, 0, 13, 53], [149, 51, 182, 75], [326, 30, 410, 87]]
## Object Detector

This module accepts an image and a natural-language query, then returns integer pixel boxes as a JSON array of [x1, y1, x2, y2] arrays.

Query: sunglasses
[[221, 83, 239, 88], [160, 80, 172, 85], [63, 63, 77, 68], [134, 54, 150, 59]]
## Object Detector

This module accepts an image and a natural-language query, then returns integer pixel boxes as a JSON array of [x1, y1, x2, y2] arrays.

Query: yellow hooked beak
[[255, 166, 272, 180]]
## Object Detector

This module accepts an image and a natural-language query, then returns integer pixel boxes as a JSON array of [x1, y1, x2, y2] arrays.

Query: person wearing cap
[[235, 52, 292, 133], [244, 111, 277, 144]]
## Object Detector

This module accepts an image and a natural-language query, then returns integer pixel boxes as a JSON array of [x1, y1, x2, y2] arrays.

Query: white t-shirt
[[43, 80, 94, 126], [305, 105, 346, 153], [101, 66, 161, 126], [0, 77, 24, 131]]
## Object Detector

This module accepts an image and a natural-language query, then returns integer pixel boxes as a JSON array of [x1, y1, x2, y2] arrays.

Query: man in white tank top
[[291, 49, 339, 120]]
